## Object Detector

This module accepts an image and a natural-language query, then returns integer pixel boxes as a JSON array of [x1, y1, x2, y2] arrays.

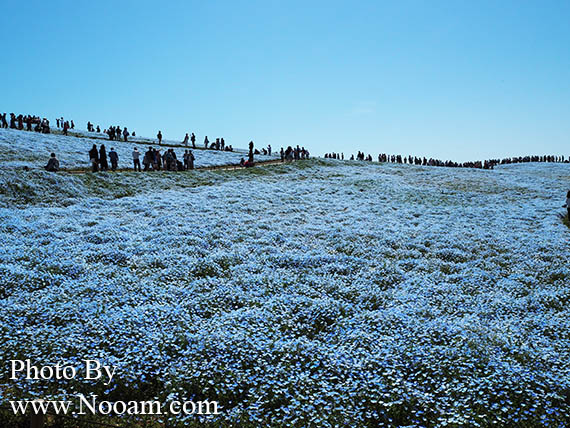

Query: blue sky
[[1, 0, 569, 161]]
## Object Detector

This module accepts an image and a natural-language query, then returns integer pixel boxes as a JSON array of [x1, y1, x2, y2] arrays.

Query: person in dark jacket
[[188, 150, 195, 169], [123, 127, 129, 142], [143, 148, 153, 171], [99, 144, 109, 171], [191, 133, 196, 148], [157, 130, 163, 145], [183, 150, 190, 169], [565, 190, 570, 219], [89, 144, 99, 172], [164, 149, 175, 171], [154, 149, 161, 170], [109, 148, 119, 171], [45, 153, 60, 172], [248, 141, 254, 163]]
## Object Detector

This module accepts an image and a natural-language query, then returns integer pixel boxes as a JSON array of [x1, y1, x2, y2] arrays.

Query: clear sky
[[1, 0, 569, 161]]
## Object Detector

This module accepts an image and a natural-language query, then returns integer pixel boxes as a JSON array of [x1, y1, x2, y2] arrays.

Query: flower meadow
[[0, 130, 569, 427]]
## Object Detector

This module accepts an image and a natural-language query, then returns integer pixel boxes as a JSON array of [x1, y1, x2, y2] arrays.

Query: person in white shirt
[[132, 148, 141, 172]]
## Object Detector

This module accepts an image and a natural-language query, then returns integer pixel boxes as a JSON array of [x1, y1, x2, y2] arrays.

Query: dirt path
[[61, 159, 285, 174]]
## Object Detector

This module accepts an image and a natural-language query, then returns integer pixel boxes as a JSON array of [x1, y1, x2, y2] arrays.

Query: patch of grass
[[562, 214, 570, 229]]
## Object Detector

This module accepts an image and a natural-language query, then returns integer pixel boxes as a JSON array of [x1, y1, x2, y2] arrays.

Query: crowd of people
[[85, 144, 197, 173], [201, 136, 235, 152], [2, 114, 288, 167], [2, 113, 51, 133], [87, 144, 120, 172], [280, 146, 310, 161], [85, 121, 137, 140], [493, 155, 567, 165], [80, 140, 305, 172], [324, 151, 569, 170], [55, 117, 75, 136], [0, 112, 83, 136], [3, 111, 566, 174], [105, 125, 130, 141], [134, 146, 196, 172]]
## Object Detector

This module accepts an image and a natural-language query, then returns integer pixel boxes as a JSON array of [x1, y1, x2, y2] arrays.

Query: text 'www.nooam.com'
[[10, 394, 220, 416]]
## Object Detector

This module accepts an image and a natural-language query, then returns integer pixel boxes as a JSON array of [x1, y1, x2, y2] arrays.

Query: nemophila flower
[[1, 132, 570, 425]]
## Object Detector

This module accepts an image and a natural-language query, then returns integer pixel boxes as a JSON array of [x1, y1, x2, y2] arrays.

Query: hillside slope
[[0, 131, 569, 427]]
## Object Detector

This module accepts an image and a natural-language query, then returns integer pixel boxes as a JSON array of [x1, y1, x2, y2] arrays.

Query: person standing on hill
[[191, 132, 196, 148], [123, 127, 129, 142], [248, 141, 254, 163], [109, 148, 119, 171], [164, 149, 174, 171], [143, 148, 153, 171], [565, 191, 570, 219], [45, 153, 60, 172], [132, 148, 141, 171], [89, 144, 99, 172], [183, 150, 190, 169], [99, 144, 109, 171], [63, 121, 69, 136], [204, 136, 209, 148], [188, 150, 195, 169], [1, 113, 7, 128], [183, 133, 189, 146], [157, 130, 163, 145], [154, 148, 161, 170]]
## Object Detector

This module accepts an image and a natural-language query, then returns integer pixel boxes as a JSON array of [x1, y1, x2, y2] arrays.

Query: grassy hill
[[1, 129, 569, 427]]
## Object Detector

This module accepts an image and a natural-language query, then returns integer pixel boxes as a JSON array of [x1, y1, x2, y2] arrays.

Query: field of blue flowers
[[0, 129, 569, 427]]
